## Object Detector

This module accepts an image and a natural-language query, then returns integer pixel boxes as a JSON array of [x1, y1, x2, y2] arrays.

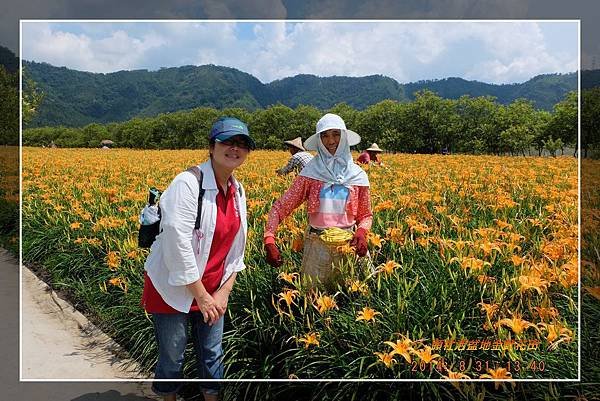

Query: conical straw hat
[[366, 143, 383, 152], [283, 137, 306, 151]]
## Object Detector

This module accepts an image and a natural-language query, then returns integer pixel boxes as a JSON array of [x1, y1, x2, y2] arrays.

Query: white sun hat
[[303, 113, 361, 151]]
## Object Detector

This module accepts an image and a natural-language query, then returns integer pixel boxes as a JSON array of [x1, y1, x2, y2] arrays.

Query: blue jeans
[[151, 311, 224, 396]]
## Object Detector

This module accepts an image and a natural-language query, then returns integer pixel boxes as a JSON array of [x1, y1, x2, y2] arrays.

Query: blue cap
[[209, 117, 255, 150]]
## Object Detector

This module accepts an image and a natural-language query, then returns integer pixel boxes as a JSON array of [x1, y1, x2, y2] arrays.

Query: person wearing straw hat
[[357, 143, 384, 165], [263, 113, 373, 288], [276, 136, 314, 176]]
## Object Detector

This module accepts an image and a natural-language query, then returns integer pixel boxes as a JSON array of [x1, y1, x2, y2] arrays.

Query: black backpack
[[138, 166, 205, 248]]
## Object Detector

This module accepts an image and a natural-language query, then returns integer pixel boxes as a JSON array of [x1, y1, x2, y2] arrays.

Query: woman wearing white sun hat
[[263, 113, 373, 287]]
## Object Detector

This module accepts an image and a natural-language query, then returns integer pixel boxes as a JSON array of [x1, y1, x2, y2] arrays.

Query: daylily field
[[22, 147, 583, 383]]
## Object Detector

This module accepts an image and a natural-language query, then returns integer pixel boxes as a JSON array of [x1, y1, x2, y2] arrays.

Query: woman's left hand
[[212, 288, 230, 317], [350, 228, 368, 257]]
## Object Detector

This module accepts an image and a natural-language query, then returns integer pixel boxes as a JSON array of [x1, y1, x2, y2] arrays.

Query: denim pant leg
[[190, 312, 224, 395], [151, 313, 189, 396]]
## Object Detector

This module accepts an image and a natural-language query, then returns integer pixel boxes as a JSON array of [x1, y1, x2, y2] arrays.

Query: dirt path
[[21, 264, 149, 380], [1, 249, 159, 400]]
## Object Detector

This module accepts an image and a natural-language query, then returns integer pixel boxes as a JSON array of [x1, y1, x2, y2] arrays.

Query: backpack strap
[[186, 166, 204, 230]]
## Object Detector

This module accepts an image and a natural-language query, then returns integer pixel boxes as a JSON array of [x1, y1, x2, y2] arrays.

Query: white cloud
[[22, 22, 166, 72], [232, 22, 441, 82], [462, 22, 577, 82], [21, 21, 578, 84]]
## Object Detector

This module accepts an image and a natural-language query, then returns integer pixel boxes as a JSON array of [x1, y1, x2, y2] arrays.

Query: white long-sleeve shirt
[[144, 160, 248, 312]]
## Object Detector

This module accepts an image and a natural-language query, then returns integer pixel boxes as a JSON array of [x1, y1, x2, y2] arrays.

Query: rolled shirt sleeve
[[355, 185, 373, 231], [278, 156, 299, 175], [265, 176, 310, 239]]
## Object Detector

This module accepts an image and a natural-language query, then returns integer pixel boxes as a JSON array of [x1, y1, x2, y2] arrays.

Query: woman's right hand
[[265, 243, 283, 267], [197, 293, 220, 325]]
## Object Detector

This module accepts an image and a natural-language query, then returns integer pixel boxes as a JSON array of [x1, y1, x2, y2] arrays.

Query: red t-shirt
[[357, 151, 370, 164], [357, 151, 380, 164], [142, 181, 240, 313]]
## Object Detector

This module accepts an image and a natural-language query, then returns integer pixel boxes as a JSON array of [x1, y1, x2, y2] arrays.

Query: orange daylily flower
[[108, 277, 128, 292], [297, 332, 320, 349], [494, 219, 513, 230], [538, 322, 573, 347], [313, 293, 338, 315], [542, 242, 564, 262], [378, 260, 400, 275], [386, 227, 405, 244], [278, 289, 299, 308], [479, 241, 501, 256], [373, 200, 395, 212], [368, 232, 384, 248], [106, 251, 121, 270], [518, 275, 549, 295], [510, 254, 524, 266], [497, 313, 535, 335], [480, 367, 512, 389], [384, 337, 413, 363], [336, 242, 356, 255], [450, 257, 490, 271], [108, 277, 123, 286], [347, 280, 369, 296], [356, 307, 381, 323], [126, 250, 139, 259], [533, 306, 559, 322], [478, 302, 499, 320], [278, 272, 299, 284], [443, 370, 470, 380], [374, 351, 396, 368], [411, 346, 441, 364]]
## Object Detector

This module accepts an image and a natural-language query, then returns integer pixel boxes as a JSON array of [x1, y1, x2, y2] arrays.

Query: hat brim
[[366, 148, 383, 152], [283, 141, 305, 151], [304, 129, 360, 151], [215, 132, 256, 150]]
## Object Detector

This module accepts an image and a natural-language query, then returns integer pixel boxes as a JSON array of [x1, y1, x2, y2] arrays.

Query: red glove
[[350, 228, 368, 257], [264, 240, 283, 267]]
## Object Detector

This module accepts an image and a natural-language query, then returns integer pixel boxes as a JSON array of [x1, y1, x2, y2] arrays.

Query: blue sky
[[21, 21, 578, 84]]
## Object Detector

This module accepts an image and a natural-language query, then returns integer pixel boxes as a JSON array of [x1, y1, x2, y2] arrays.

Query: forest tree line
[[23, 89, 593, 156]]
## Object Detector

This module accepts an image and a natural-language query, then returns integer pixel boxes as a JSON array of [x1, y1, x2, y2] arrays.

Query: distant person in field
[[264, 113, 373, 288], [357, 143, 384, 165], [142, 117, 254, 401], [276, 137, 313, 176]]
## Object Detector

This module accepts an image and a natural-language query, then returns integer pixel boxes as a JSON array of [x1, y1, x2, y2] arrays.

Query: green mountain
[[404, 73, 577, 110], [267, 74, 406, 109], [25, 62, 268, 127], [0, 46, 18, 73], [24, 61, 578, 127]]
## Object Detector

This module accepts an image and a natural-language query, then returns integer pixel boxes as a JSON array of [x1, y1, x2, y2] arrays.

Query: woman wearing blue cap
[[142, 117, 255, 401]]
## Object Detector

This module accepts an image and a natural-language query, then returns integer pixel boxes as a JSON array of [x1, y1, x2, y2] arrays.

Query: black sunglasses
[[218, 137, 250, 150]]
